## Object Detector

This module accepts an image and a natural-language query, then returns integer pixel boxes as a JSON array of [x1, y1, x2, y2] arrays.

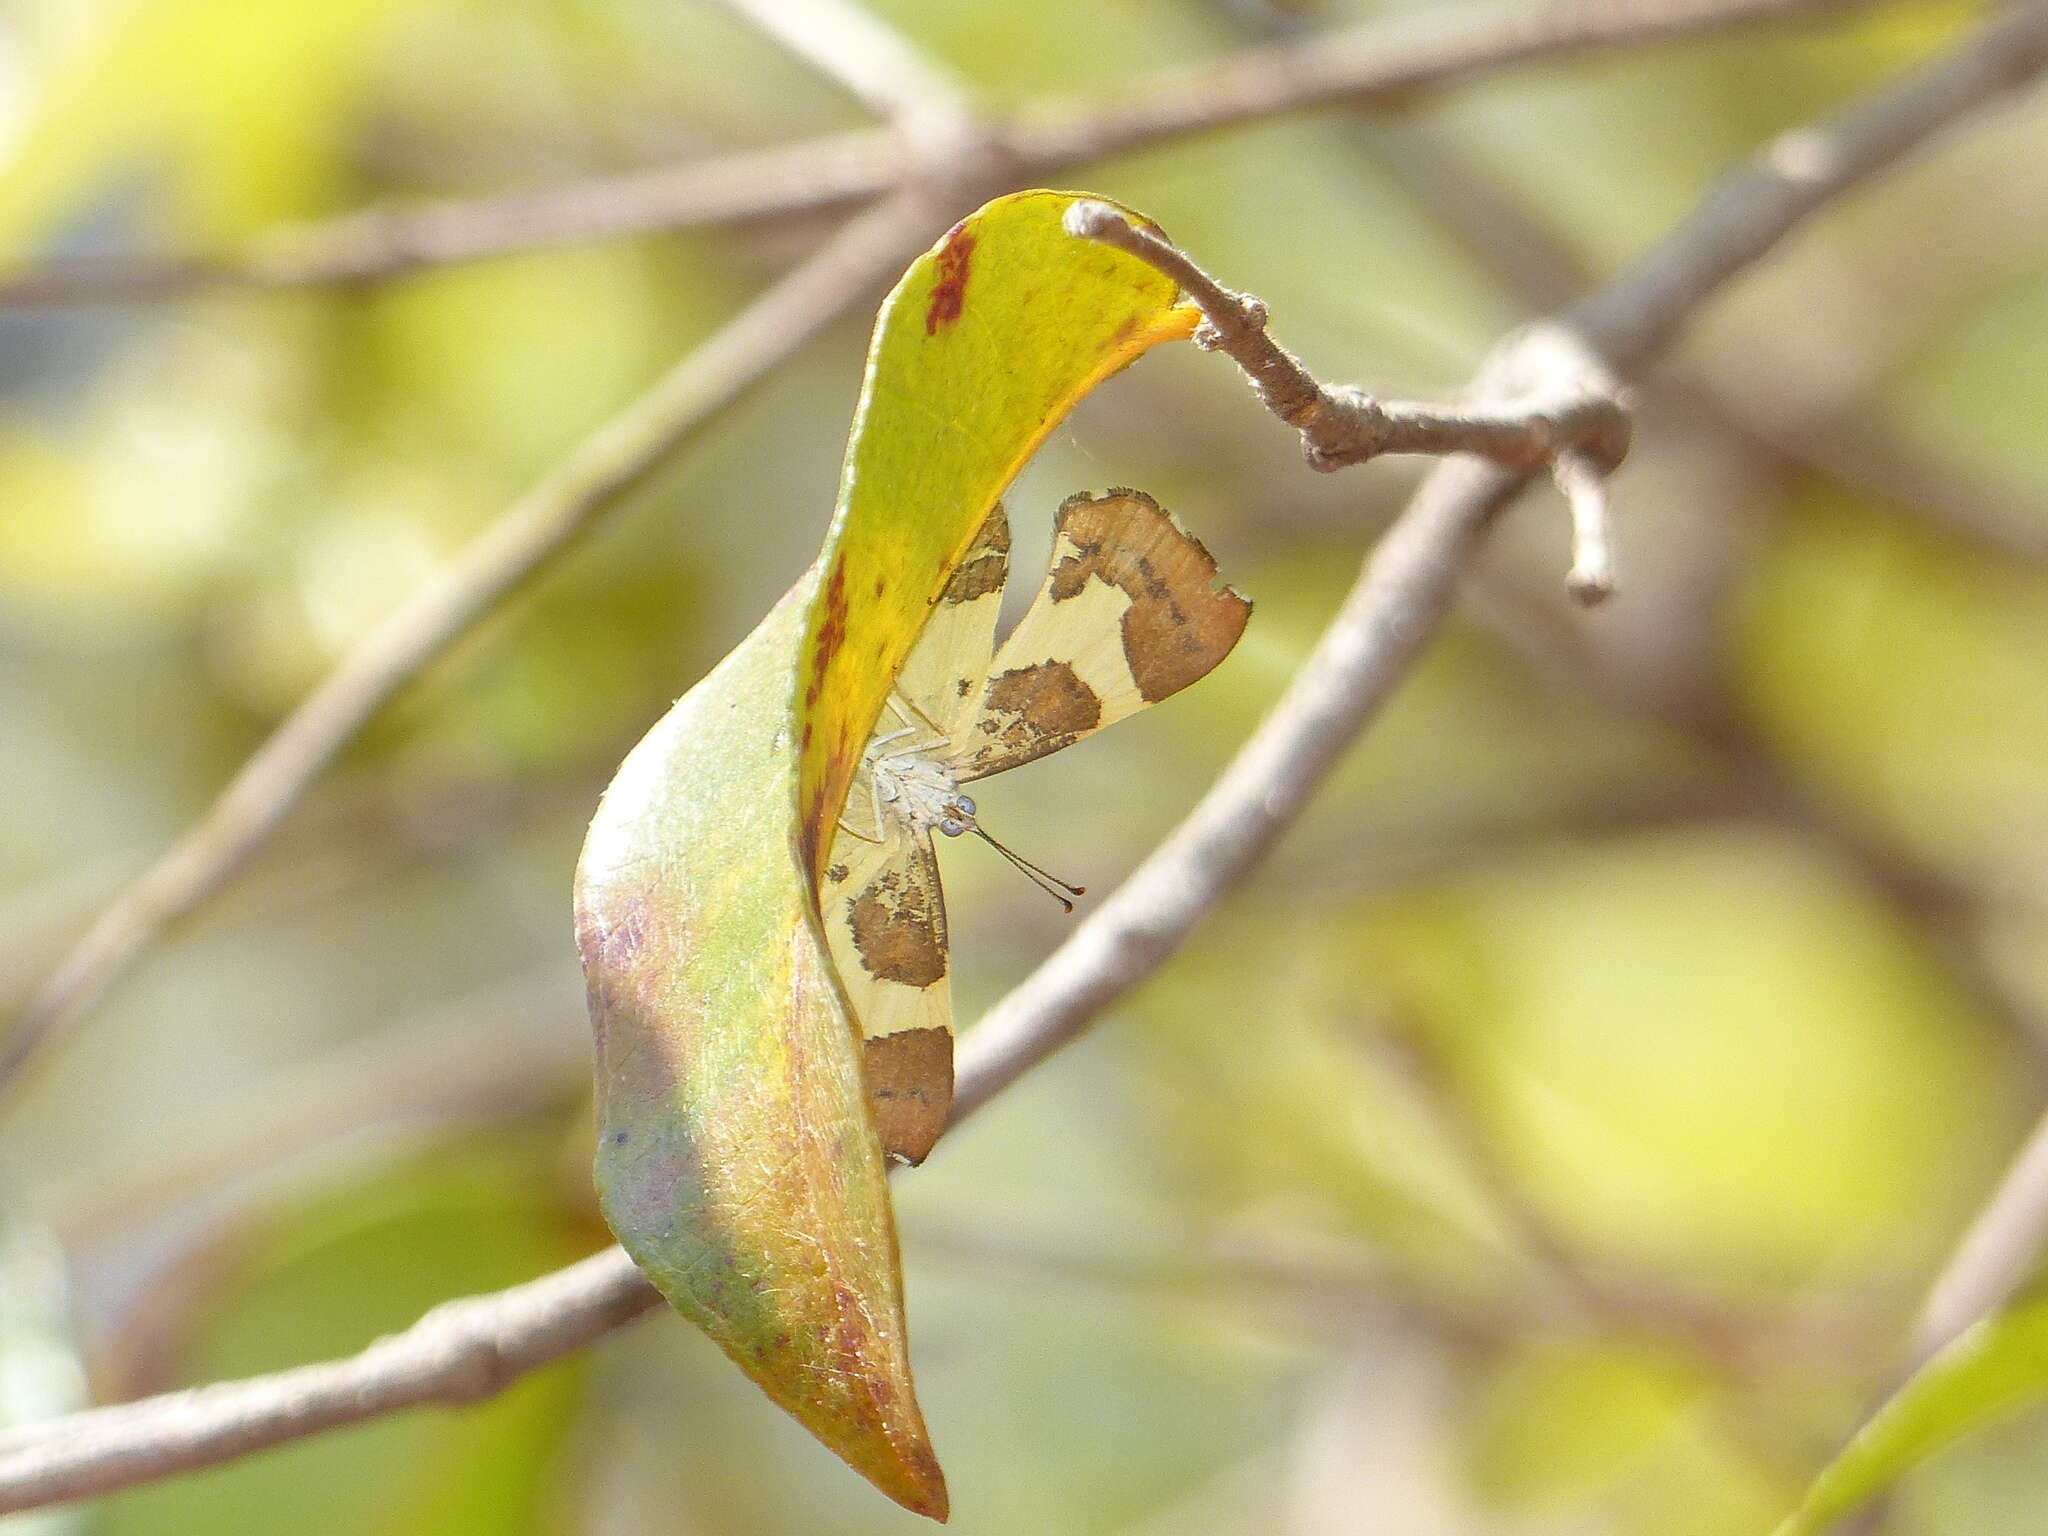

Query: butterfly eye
[[954, 795, 976, 818], [938, 817, 968, 837]]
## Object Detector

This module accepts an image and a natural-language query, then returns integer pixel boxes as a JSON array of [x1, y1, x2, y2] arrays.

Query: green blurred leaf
[[1129, 908, 1504, 1277], [0, 0, 420, 249], [1465, 1336, 1704, 1511], [1355, 828, 2018, 1287], [574, 189, 1194, 1518], [1735, 488, 2048, 893], [1885, 268, 2048, 503], [1770, 1291, 2048, 1536]]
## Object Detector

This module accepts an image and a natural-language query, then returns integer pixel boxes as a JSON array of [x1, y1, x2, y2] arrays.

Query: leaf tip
[[873, 1437, 951, 1522]]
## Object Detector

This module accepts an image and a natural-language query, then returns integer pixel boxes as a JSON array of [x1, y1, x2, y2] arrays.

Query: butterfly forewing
[[947, 489, 1251, 781], [895, 504, 1010, 743]]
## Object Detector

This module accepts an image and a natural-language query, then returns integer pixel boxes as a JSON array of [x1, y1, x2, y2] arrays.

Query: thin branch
[[0, 1246, 661, 1489], [1568, 0, 2048, 372], [1063, 200, 1633, 477], [1012, 0, 1867, 169], [1359, 1018, 1823, 1481], [1383, 0, 2048, 1473], [0, 0, 1863, 306], [1066, 199, 1632, 609], [717, 0, 976, 149], [0, 916, 1293, 1505], [1554, 451, 1619, 603], [0, 133, 904, 305], [3, 3, 2044, 1517], [0, 195, 938, 1100]]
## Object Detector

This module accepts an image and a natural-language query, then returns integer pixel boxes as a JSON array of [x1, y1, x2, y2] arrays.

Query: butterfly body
[[857, 711, 979, 842], [822, 489, 1250, 1167]]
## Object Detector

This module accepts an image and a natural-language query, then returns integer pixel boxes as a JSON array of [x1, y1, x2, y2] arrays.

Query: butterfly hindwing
[[821, 822, 954, 1167], [947, 489, 1250, 781]]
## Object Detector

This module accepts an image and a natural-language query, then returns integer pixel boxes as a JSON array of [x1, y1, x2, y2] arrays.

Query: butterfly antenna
[[971, 826, 1086, 914]]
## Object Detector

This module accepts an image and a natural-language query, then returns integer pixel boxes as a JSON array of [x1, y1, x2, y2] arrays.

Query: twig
[[1567, 1, 2048, 373], [0, 914, 1343, 1504], [1062, 200, 1633, 475], [1065, 199, 1631, 605], [987, 0, 2048, 1087], [0, 1247, 661, 1485], [717, 0, 977, 152], [2, 3, 2043, 1516], [1360, 1018, 1823, 1481], [1376, 0, 2048, 1499], [1011, 0, 1865, 169], [905, 1215, 1516, 1352], [0, 134, 905, 304], [1223, 70, 2048, 571], [0, 0, 1864, 306], [0, 195, 938, 1100], [1554, 452, 1618, 603]]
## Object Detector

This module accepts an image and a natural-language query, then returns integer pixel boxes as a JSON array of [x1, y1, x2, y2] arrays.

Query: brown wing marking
[[949, 488, 1250, 780], [820, 822, 955, 1165], [1052, 488, 1251, 704], [862, 1026, 952, 1168]]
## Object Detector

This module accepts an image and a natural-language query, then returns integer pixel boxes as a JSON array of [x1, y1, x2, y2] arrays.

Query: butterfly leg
[[835, 762, 890, 845], [889, 689, 952, 741]]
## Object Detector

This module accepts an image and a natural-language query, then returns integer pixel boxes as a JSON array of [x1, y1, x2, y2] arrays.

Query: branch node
[[1304, 440, 1346, 474]]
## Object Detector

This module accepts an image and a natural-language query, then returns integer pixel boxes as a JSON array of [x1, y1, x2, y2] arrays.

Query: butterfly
[[821, 488, 1252, 1166]]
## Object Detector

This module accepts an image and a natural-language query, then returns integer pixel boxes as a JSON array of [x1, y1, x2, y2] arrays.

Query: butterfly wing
[[817, 506, 1008, 1165], [821, 821, 954, 1166], [896, 502, 1009, 741], [946, 489, 1250, 781]]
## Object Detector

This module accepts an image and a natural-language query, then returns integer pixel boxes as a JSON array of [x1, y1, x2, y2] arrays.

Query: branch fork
[[1065, 199, 1630, 605]]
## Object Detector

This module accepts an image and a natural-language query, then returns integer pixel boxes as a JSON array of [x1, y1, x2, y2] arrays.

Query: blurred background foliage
[[0, 0, 2045, 1531]]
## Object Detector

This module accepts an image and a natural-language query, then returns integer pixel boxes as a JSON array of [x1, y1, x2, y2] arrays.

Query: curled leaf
[[576, 190, 1195, 1517]]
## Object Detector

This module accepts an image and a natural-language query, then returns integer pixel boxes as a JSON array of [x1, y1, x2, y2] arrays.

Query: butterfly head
[[936, 794, 977, 838]]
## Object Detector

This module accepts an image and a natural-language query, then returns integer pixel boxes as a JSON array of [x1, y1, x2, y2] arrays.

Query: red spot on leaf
[[811, 562, 850, 683], [924, 229, 976, 335]]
